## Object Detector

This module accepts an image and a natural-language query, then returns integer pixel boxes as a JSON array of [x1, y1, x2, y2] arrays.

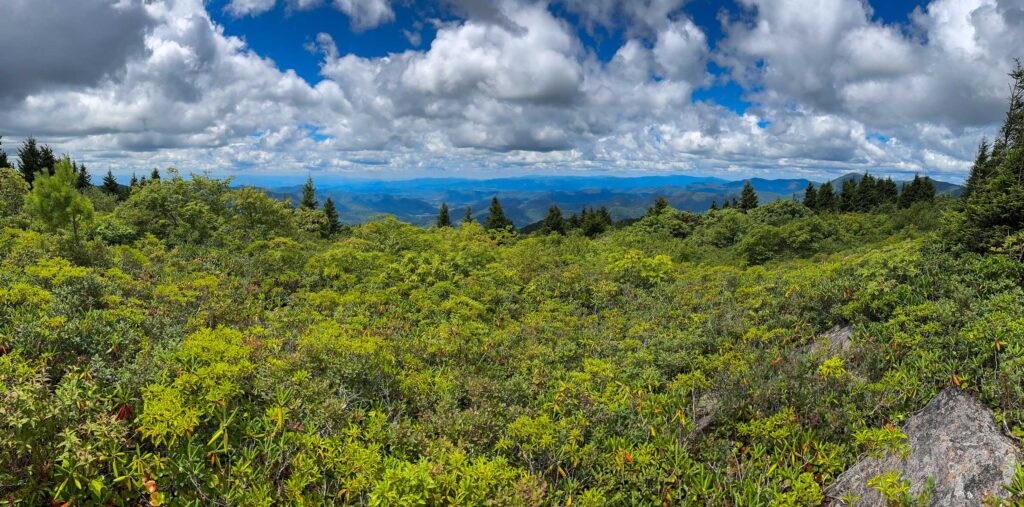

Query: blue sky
[[0, 0, 1020, 183]]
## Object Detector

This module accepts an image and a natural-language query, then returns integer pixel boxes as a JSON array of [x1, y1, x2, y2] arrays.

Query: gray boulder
[[827, 388, 1021, 506], [808, 325, 853, 357]]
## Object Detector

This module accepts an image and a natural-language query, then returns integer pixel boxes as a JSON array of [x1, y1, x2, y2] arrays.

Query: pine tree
[[709, 200, 718, 211], [300, 175, 318, 209], [24, 159, 94, 245], [129, 173, 138, 188], [540, 204, 565, 235], [74, 162, 91, 190], [879, 178, 899, 204], [802, 182, 817, 209], [0, 136, 9, 169], [151, 168, 161, 182], [101, 171, 120, 198], [463, 206, 473, 224], [323, 197, 341, 236], [485, 197, 513, 231], [436, 203, 452, 227], [738, 181, 758, 211]]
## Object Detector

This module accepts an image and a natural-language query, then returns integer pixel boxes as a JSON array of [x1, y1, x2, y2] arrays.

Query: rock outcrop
[[808, 325, 853, 357], [827, 388, 1021, 506]]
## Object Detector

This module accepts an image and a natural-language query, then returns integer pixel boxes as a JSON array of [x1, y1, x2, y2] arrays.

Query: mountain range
[[265, 173, 963, 227]]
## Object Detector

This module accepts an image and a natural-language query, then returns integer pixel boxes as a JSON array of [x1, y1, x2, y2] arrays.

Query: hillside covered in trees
[[1, 69, 1024, 507]]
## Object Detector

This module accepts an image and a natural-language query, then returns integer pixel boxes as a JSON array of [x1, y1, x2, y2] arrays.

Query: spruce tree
[[0, 136, 9, 169], [738, 181, 758, 211], [463, 206, 473, 224], [323, 197, 341, 236], [17, 137, 47, 185], [540, 204, 565, 235], [129, 173, 138, 188], [151, 168, 161, 182], [647, 196, 669, 216], [802, 182, 817, 209], [75, 162, 91, 190], [436, 202, 452, 228], [709, 200, 718, 211], [300, 175, 318, 209], [485, 197, 513, 231], [839, 179, 857, 212], [964, 138, 991, 198], [102, 170, 122, 198], [816, 181, 836, 210]]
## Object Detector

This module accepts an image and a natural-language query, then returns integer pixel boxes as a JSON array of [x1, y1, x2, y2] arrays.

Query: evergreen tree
[[816, 181, 837, 210], [709, 200, 718, 211], [579, 206, 612, 237], [485, 197, 513, 231], [74, 162, 91, 190], [802, 182, 817, 209], [463, 206, 473, 224], [436, 202, 452, 228], [323, 197, 341, 236], [130, 173, 138, 188], [17, 137, 56, 186], [879, 177, 899, 204], [647, 196, 669, 216], [722, 199, 731, 209], [731, 197, 739, 208], [738, 181, 758, 211], [0, 136, 9, 169], [102, 170, 121, 197], [300, 175, 318, 209], [855, 173, 878, 210], [151, 168, 161, 182], [24, 159, 94, 245], [964, 138, 991, 198], [540, 205, 565, 235], [839, 179, 857, 212]]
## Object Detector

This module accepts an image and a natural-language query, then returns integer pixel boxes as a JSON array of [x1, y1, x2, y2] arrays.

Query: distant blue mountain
[[261, 173, 962, 227]]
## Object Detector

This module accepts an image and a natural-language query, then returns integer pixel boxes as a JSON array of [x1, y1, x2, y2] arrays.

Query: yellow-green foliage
[[0, 179, 1021, 506]]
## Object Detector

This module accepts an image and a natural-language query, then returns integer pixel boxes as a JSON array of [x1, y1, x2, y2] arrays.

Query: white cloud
[[0, 0, 1016, 182]]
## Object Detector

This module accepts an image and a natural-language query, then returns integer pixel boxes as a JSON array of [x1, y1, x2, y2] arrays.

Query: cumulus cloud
[[0, 0, 154, 102], [0, 0, 1016, 181]]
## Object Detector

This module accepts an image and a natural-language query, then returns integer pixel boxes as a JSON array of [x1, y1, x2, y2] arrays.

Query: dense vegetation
[[1, 69, 1024, 506]]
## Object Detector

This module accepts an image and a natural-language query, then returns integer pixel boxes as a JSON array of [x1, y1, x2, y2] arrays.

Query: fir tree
[[151, 168, 161, 182], [709, 200, 718, 211], [74, 162, 91, 190], [964, 138, 991, 198], [323, 197, 341, 236], [300, 175, 318, 209], [17, 137, 56, 186], [102, 170, 121, 198], [816, 181, 836, 210], [463, 206, 473, 224], [129, 173, 138, 188], [839, 179, 857, 212], [647, 196, 669, 216], [540, 205, 565, 235], [485, 197, 513, 231], [738, 181, 758, 211], [0, 136, 9, 169], [436, 203, 452, 228], [802, 182, 817, 209]]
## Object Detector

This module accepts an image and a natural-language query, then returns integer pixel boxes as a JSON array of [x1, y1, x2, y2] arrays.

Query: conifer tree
[[722, 199, 731, 209], [323, 197, 341, 236], [17, 137, 56, 186], [0, 136, 9, 169], [964, 138, 991, 198], [709, 200, 718, 211], [74, 162, 91, 190], [436, 202, 452, 228], [151, 168, 161, 182], [129, 173, 138, 188], [24, 159, 94, 245], [102, 170, 121, 198], [839, 179, 857, 212], [485, 197, 513, 231], [738, 181, 758, 211], [647, 196, 669, 216], [463, 206, 473, 224], [300, 175, 318, 209], [816, 181, 836, 210], [540, 204, 565, 235], [802, 182, 817, 209]]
